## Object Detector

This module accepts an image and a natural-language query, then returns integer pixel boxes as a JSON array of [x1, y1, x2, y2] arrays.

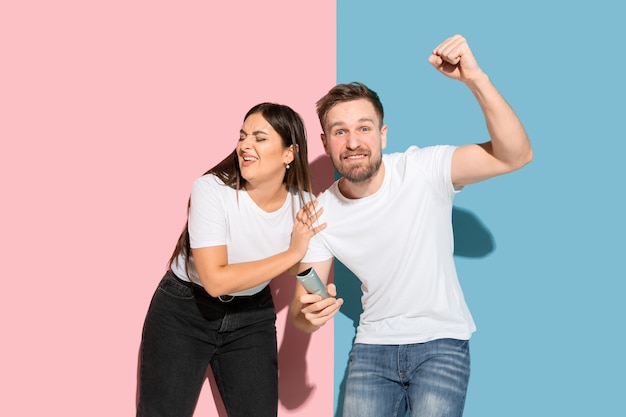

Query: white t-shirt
[[303, 145, 476, 344], [171, 174, 308, 296]]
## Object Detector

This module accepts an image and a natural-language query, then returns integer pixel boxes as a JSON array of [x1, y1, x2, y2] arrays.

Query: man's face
[[321, 99, 387, 183]]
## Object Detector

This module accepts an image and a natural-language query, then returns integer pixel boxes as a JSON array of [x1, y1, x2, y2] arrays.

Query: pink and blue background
[[2, 1, 624, 416]]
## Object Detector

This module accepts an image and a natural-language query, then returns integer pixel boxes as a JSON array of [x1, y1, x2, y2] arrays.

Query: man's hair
[[315, 82, 385, 133]]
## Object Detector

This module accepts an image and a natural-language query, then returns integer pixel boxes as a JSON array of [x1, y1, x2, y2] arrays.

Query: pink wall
[[0, 1, 335, 415]]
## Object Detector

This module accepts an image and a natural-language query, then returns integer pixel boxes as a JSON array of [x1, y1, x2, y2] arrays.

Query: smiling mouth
[[240, 154, 258, 165], [343, 153, 368, 161]]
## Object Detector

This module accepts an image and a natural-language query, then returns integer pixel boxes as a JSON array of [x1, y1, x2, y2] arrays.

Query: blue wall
[[334, 1, 625, 415]]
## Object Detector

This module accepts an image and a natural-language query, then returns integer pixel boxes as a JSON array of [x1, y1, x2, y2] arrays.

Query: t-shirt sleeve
[[406, 145, 458, 198], [301, 234, 333, 263], [301, 192, 334, 263], [188, 175, 228, 248]]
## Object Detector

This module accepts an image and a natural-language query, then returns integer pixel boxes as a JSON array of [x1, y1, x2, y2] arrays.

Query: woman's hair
[[167, 102, 313, 275], [316, 81, 385, 133]]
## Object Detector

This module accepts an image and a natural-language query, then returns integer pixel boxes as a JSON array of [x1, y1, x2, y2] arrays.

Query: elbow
[[202, 284, 222, 298], [204, 287, 223, 298], [508, 146, 533, 172], [517, 146, 534, 169], [197, 275, 228, 298], [523, 142, 534, 165]]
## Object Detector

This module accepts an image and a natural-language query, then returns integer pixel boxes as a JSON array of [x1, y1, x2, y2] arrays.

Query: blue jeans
[[137, 271, 278, 417], [342, 339, 470, 417]]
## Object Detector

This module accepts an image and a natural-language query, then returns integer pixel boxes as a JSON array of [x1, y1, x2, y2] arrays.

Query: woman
[[137, 103, 324, 417]]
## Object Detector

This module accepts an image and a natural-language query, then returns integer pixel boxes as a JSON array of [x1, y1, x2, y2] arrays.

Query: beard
[[334, 151, 383, 183]]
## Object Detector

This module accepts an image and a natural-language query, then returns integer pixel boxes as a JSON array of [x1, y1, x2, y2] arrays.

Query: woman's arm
[[193, 201, 325, 297]]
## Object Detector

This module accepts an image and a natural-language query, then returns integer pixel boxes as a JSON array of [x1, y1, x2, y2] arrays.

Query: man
[[289, 34, 533, 417]]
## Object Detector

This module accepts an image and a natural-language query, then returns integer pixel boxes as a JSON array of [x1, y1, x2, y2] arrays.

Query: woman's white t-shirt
[[171, 174, 307, 296]]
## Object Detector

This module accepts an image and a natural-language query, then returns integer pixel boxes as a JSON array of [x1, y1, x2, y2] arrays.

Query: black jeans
[[137, 271, 278, 417]]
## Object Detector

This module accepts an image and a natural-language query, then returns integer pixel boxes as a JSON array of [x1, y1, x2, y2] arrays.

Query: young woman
[[137, 103, 325, 417]]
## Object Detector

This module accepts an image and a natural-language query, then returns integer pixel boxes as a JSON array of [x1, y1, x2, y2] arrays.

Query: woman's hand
[[290, 200, 326, 259]]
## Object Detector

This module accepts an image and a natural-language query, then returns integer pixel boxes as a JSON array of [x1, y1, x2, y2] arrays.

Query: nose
[[345, 132, 360, 150], [239, 134, 254, 149]]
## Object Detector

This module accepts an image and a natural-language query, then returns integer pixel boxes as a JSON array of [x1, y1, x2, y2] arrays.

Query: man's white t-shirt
[[303, 145, 476, 344]]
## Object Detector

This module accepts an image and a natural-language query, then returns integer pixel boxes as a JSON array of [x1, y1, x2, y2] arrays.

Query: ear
[[321, 133, 330, 156], [284, 145, 295, 164], [380, 124, 388, 150]]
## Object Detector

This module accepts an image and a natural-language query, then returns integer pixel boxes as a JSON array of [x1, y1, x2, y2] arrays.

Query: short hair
[[316, 82, 384, 133]]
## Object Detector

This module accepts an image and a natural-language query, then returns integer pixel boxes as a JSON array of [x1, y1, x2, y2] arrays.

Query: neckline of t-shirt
[[334, 158, 390, 204], [240, 188, 292, 217]]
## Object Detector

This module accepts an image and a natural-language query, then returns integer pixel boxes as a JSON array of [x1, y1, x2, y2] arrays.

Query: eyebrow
[[240, 129, 269, 136], [327, 118, 375, 132]]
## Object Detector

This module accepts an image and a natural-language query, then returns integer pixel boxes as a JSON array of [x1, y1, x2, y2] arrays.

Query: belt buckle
[[218, 295, 235, 303]]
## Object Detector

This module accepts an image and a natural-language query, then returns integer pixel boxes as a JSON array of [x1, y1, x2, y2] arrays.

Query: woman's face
[[236, 112, 293, 186]]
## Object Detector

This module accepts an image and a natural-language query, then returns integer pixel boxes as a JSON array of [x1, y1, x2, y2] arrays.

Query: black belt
[[168, 270, 273, 320]]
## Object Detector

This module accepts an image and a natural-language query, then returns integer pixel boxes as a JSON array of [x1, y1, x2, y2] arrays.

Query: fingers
[[300, 200, 321, 221], [290, 201, 326, 258], [311, 222, 327, 234], [326, 282, 337, 297], [431, 34, 466, 66], [429, 34, 481, 81], [300, 295, 343, 327], [299, 293, 341, 313], [428, 54, 443, 67], [296, 200, 326, 234]]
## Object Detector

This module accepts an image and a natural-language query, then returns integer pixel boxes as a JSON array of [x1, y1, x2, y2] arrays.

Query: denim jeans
[[342, 339, 470, 417], [137, 271, 278, 417]]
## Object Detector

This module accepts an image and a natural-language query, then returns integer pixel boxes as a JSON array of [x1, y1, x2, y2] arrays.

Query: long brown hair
[[167, 103, 313, 276]]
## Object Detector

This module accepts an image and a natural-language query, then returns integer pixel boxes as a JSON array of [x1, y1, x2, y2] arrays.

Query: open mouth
[[240, 155, 258, 166], [343, 153, 368, 162]]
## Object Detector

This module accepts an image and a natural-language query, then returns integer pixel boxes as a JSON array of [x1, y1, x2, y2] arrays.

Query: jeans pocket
[[444, 338, 470, 351], [157, 274, 194, 300]]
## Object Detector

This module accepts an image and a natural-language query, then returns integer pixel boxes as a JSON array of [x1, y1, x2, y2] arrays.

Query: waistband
[[167, 270, 271, 304]]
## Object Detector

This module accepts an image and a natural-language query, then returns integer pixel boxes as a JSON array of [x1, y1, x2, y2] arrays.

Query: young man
[[289, 35, 533, 417]]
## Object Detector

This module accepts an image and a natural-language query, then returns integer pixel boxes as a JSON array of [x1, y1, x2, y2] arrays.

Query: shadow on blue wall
[[333, 206, 494, 416]]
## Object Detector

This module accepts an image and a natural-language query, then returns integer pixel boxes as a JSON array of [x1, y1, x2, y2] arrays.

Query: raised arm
[[289, 258, 343, 333], [428, 34, 533, 187]]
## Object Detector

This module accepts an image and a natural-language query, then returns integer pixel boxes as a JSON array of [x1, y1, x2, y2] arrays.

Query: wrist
[[464, 70, 490, 90], [286, 246, 305, 266]]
